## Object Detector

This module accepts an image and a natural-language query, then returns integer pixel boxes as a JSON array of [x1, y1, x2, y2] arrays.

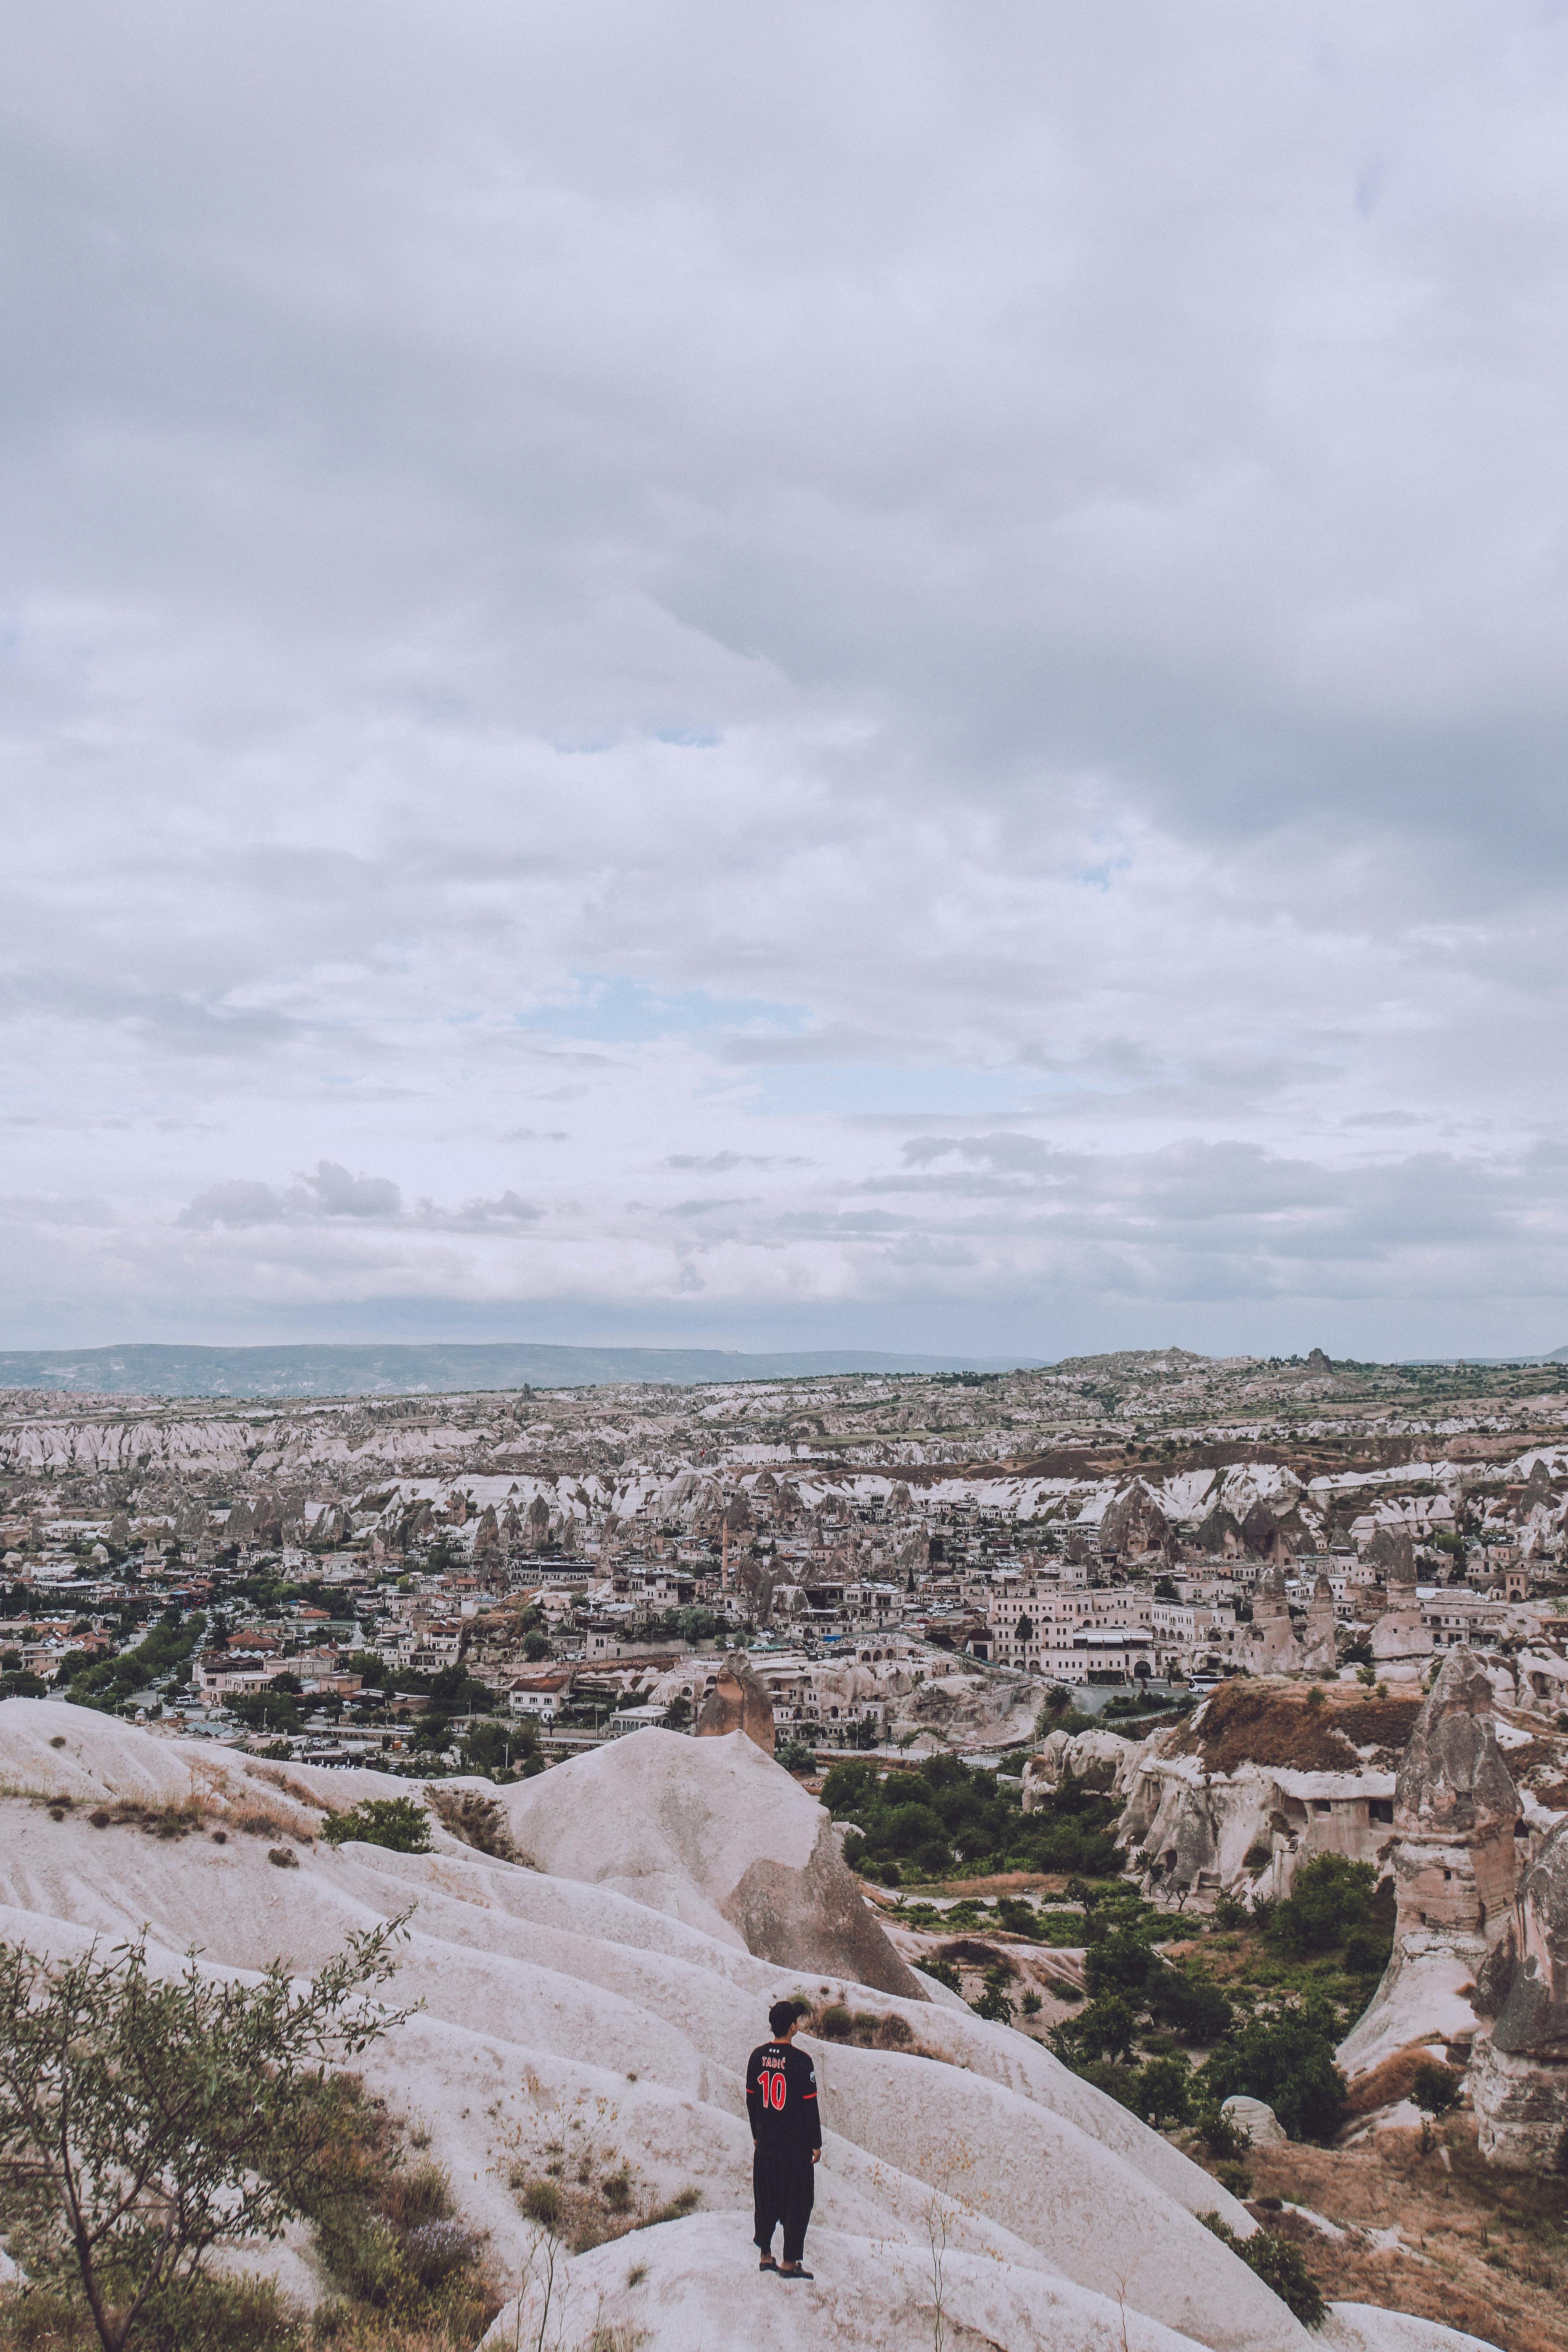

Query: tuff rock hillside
[[0, 1698, 1501, 2352]]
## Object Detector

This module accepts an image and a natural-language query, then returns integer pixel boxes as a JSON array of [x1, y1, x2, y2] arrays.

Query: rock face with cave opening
[[1339, 1648, 1520, 2082], [1472, 1813, 1568, 2167]]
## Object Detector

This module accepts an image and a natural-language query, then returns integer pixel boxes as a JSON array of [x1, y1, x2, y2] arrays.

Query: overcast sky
[[5, 2, 1568, 1361]]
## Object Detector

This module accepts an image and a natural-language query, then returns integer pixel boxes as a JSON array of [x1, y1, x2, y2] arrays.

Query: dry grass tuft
[[1172, 1683, 1421, 1775], [83, 1797, 207, 1839], [1343, 2044, 1457, 2119], [1237, 2120, 1568, 2352], [426, 1788, 522, 1861], [253, 1766, 331, 1813]]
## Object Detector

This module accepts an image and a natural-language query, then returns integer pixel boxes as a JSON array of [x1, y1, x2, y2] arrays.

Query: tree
[[970, 1965, 1016, 2026], [1410, 2059, 1461, 2152], [1200, 2214, 1325, 2328], [1265, 1854, 1379, 1958], [1135, 2055, 1193, 2128], [0, 1920, 405, 2352], [320, 1797, 432, 1853], [1074, 1994, 1140, 2063], [229, 1691, 304, 1736], [1198, 2003, 1348, 2143], [1084, 1927, 1156, 2003]]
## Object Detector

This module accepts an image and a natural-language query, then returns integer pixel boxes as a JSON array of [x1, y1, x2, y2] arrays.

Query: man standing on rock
[[746, 1999, 822, 2279]]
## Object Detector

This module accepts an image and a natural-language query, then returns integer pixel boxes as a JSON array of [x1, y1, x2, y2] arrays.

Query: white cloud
[[5, 3, 1568, 1352]]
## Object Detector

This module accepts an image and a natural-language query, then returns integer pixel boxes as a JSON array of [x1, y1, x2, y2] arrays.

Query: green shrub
[[1266, 1855, 1380, 1958], [1200, 2213, 1326, 2328], [1194, 2104, 1251, 2161], [923, 1959, 962, 1994], [1134, 2054, 1193, 2128], [1065, 2055, 1140, 2112], [1198, 2004, 1347, 2144], [522, 2177, 562, 2228], [1149, 1965, 1234, 2045], [1084, 1928, 1156, 2003], [1073, 1994, 1140, 2063], [0, 1922, 404, 2350], [1410, 2060, 1461, 2118], [971, 1966, 1016, 2027], [821, 1752, 1120, 1880], [320, 1798, 432, 1854]]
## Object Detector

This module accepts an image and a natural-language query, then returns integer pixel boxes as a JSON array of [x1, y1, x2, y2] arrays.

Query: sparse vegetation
[[425, 1787, 521, 1860], [1199, 2212, 1326, 2328], [0, 1921, 407, 2352], [320, 1799, 433, 1855], [827, 1754, 1120, 1882]]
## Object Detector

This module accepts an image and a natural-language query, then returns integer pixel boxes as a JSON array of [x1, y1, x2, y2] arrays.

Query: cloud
[[301, 1162, 403, 1219], [179, 1163, 401, 1228], [178, 1181, 289, 1230], [662, 1151, 810, 1171], [178, 1167, 546, 1234], [418, 1190, 544, 1232], [7, 4, 1568, 1354]]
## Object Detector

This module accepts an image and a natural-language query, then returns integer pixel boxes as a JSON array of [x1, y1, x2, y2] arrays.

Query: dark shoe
[[778, 2265, 814, 2280], [758, 2256, 777, 2273]]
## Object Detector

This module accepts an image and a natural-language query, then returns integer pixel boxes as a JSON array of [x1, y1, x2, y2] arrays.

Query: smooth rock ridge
[[500, 1725, 923, 1997]]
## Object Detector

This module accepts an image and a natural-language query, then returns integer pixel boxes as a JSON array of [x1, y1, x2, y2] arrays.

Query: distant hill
[[0, 1342, 1044, 1401]]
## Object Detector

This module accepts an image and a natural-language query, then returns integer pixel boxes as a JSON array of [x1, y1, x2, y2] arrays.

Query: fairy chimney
[[696, 1651, 776, 1756], [1473, 1816, 1568, 2168]]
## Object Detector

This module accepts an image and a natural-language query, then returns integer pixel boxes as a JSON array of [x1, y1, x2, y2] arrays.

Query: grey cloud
[[9, 5, 1568, 1352], [301, 1162, 403, 1219], [415, 1190, 544, 1232], [178, 1181, 289, 1230], [901, 1134, 1059, 1174], [178, 1165, 541, 1232], [662, 1151, 810, 1171]]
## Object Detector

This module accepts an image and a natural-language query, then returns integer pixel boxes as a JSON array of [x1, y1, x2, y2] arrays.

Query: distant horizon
[[2, 1335, 1565, 1406]]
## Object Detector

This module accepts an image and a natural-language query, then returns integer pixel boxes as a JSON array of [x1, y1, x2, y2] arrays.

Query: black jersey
[[745, 2039, 822, 2153]]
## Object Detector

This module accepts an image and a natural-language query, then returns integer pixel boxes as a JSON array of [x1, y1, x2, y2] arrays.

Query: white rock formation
[[1119, 1744, 1395, 1907], [1339, 1650, 1519, 2082], [1471, 1812, 1568, 2167], [0, 1701, 1498, 2352], [1023, 1725, 1137, 1803]]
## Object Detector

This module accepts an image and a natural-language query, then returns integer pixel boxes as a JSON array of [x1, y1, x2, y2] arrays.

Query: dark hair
[[768, 2000, 801, 2037]]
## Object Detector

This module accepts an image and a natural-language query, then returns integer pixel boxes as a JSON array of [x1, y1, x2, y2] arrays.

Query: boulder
[[1220, 2094, 1287, 2147]]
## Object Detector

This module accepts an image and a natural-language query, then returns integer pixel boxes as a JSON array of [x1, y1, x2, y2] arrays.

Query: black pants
[[752, 2141, 814, 2265]]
